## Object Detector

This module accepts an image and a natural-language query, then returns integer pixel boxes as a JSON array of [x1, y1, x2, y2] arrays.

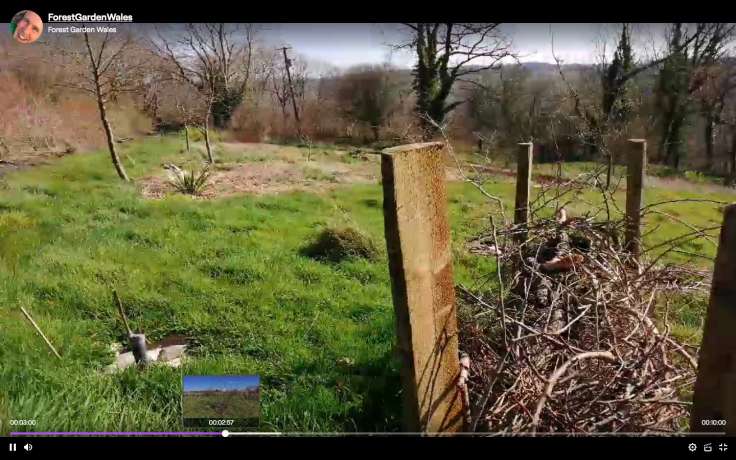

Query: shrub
[[302, 226, 380, 262], [187, 129, 224, 143], [166, 164, 212, 196], [683, 170, 708, 184]]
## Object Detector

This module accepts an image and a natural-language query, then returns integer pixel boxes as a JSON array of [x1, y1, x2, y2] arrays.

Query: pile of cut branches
[[459, 170, 714, 434]]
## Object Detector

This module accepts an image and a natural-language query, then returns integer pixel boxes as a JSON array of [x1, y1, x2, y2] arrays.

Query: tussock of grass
[[302, 227, 380, 263]]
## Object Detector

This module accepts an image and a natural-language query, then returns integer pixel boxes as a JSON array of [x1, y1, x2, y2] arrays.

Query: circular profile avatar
[[10, 10, 43, 44]]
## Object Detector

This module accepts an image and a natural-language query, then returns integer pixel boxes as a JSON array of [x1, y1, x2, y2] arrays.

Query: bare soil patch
[[0, 147, 76, 176], [139, 158, 379, 199], [138, 142, 470, 199]]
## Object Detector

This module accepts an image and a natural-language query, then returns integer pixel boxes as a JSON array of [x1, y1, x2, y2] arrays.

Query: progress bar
[[11, 432, 221, 436], [11, 431, 728, 437]]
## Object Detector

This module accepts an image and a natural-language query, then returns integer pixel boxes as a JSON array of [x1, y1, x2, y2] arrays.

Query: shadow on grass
[[343, 350, 403, 432]]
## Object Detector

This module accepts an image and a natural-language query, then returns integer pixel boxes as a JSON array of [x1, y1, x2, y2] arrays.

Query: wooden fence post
[[515, 142, 533, 241], [381, 142, 464, 432], [625, 139, 646, 259], [691, 204, 736, 435]]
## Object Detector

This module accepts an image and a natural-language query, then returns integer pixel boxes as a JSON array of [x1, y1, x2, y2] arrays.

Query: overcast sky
[[5, 21, 671, 71], [257, 23, 669, 69]]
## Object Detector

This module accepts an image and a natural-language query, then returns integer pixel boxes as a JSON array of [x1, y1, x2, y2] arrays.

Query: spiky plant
[[166, 164, 212, 196]]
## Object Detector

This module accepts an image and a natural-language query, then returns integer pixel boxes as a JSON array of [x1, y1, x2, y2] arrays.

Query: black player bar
[[1, 434, 731, 455], [2, 2, 735, 23]]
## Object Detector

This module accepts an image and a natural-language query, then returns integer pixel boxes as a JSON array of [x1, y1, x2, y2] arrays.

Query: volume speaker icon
[[23, 443, 32, 452]]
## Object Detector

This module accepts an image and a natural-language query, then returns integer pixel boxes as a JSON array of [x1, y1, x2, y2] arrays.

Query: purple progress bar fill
[[12, 432, 221, 436]]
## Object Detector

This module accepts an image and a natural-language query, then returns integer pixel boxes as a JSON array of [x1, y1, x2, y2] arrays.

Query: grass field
[[0, 135, 731, 433], [182, 391, 259, 421]]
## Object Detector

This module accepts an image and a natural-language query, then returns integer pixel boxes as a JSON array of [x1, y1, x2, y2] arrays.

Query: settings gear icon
[[688, 443, 697, 452]]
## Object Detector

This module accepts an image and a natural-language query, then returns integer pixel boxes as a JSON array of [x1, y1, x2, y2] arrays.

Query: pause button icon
[[9, 443, 16, 452]]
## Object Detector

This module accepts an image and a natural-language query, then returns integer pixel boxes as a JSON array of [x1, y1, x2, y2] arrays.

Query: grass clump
[[302, 226, 380, 263]]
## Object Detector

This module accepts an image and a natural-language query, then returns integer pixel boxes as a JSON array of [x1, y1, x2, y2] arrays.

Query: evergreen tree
[[656, 23, 692, 169], [602, 23, 635, 126]]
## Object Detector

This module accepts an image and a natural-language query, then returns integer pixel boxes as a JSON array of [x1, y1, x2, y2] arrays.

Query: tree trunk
[[665, 114, 685, 170], [184, 124, 190, 152], [372, 125, 379, 142], [97, 98, 129, 181], [203, 95, 214, 164], [85, 32, 128, 182], [606, 152, 614, 189], [729, 129, 736, 185], [705, 114, 715, 171], [203, 121, 213, 164]]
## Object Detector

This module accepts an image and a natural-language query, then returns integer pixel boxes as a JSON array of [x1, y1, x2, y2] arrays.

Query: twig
[[20, 306, 62, 360], [531, 351, 616, 433], [113, 289, 133, 336]]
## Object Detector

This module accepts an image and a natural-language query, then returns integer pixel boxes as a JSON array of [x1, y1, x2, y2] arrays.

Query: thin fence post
[[691, 204, 736, 435], [381, 142, 464, 432], [514, 142, 533, 241], [625, 139, 646, 259]]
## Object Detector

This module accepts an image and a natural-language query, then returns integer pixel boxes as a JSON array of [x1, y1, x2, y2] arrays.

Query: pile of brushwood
[[459, 171, 717, 434]]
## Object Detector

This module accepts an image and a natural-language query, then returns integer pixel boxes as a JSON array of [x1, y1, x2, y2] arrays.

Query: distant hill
[[518, 61, 595, 76]]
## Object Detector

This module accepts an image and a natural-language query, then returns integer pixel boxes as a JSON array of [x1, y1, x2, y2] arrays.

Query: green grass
[[529, 160, 729, 187], [0, 136, 728, 432], [0, 136, 495, 433]]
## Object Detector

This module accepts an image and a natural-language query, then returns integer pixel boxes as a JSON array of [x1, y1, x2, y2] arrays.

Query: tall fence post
[[625, 139, 646, 259], [514, 142, 533, 241], [381, 142, 464, 432], [691, 204, 736, 435]]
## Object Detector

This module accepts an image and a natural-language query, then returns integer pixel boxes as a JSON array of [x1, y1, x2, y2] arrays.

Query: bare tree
[[397, 23, 516, 138], [151, 23, 259, 163], [552, 23, 728, 184], [56, 30, 147, 181], [656, 23, 736, 170], [695, 59, 736, 171]]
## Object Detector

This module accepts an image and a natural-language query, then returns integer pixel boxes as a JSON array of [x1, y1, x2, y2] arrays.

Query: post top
[[724, 203, 736, 218], [518, 142, 533, 146], [627, 139, 647, 143], [382, 142, 444, 155]]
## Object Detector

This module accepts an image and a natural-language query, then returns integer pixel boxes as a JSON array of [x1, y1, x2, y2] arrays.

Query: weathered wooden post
[[514, 142, 533, 241], [691, 204, 736, 435], [625, 139, 646, 259], [381, 142, 464, 432]]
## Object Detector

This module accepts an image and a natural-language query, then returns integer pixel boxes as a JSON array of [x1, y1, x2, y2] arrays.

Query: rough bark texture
[[625, 139, 646, 259], [381, 142, 464, 432], [97, 99, 129, 181], [691, 204, 736, 435]]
